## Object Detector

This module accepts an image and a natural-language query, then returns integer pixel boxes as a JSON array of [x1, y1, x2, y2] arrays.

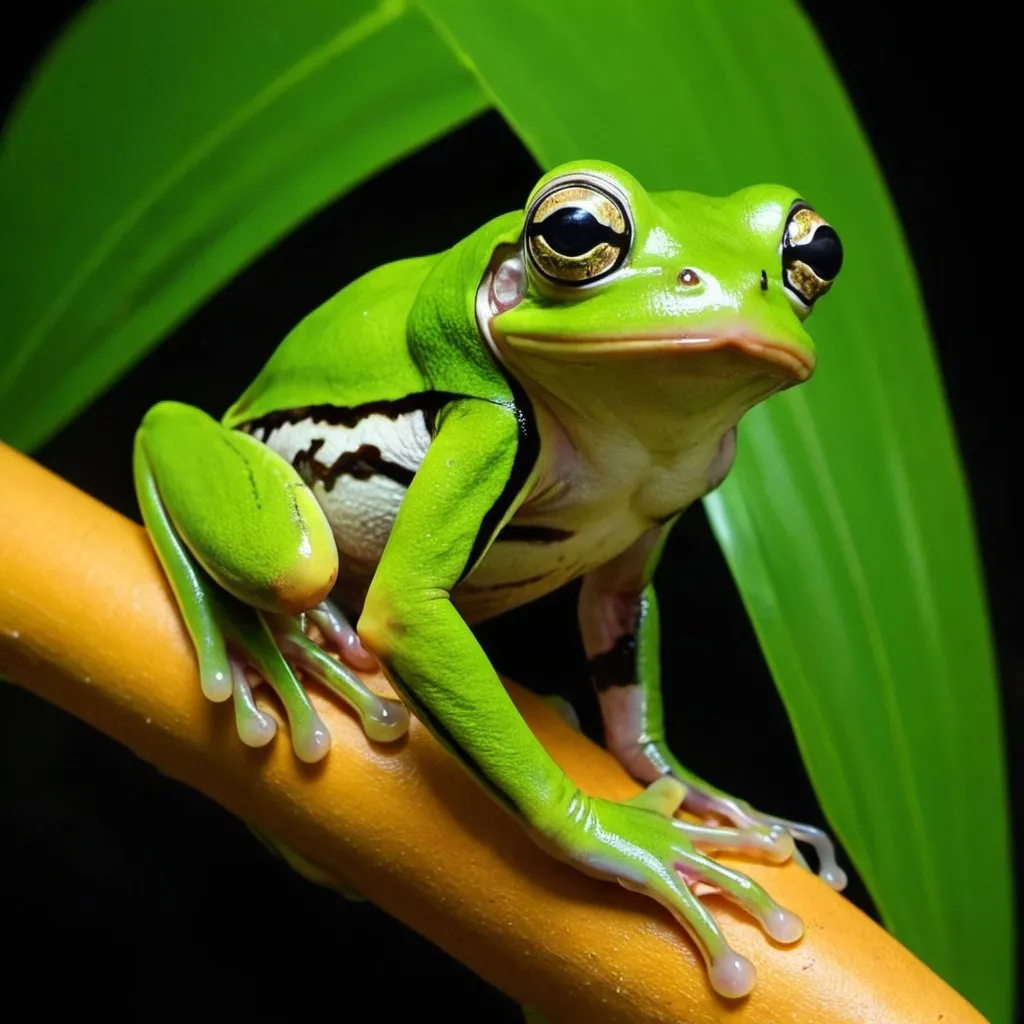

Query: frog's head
[[477, 160, 842, 417]]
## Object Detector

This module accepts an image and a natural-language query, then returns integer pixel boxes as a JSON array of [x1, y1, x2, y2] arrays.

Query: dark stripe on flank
[[384, 665, 520, 817], [243, 391, 456, 436], [294, 438, 415, 492], [457, 374, 541, 584], [589, 632, 638, 692], [459, 571, 554, 594], [497, 524, 574, 544]]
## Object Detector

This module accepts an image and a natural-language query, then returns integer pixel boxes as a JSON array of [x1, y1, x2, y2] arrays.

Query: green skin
[[134, 160, 845, 999]]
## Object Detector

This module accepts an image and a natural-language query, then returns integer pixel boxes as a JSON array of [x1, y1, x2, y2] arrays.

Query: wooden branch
[[0, 441, 982, 1023]]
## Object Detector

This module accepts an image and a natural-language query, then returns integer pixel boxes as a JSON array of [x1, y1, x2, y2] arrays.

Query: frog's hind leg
[[135, 442, 330, 759], [133, 401, 408, 761], [133, 421, 234, 705], [579, 545, 847, 890]]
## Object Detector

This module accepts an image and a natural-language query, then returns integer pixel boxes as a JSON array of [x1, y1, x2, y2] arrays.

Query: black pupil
[[786, 224, 844, 281], [530, 206, 622, 257]]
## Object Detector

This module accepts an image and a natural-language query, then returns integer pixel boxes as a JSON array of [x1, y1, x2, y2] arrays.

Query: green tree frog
[[134, 160, 845, 999]]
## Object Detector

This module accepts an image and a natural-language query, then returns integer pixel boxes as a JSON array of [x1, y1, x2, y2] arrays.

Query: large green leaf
[[0, 0, 486, 451], [416, 1, 1012, 1018]]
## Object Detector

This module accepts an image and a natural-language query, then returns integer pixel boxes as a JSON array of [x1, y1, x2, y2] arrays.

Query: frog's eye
[[781, 203, 843, 310], [525, 181, 631, 285]]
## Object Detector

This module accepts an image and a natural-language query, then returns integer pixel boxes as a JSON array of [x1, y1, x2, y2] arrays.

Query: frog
[[133, 159, 845, 999]]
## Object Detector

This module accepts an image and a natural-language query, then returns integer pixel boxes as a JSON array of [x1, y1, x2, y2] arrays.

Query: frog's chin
[[501, 333, 814, 382]]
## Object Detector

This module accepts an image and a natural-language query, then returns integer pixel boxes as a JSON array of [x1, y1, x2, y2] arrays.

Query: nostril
[[678, 268, 701, 287]]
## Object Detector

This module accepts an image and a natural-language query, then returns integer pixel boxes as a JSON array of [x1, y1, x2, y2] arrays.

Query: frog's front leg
[[133, 401, 408, 760], [357, 400, 802, 998], [579, 527, 848, 890]]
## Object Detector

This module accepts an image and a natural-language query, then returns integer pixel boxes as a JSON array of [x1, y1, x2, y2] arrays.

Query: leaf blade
[[0, 0, 487, 450]]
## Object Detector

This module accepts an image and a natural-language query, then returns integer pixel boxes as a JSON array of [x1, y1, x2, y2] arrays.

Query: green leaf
[[0, 0, 487, 451], [416, 1, 1013, 1018]]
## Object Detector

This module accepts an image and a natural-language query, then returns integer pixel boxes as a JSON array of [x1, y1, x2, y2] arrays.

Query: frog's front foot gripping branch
[[548, 776, 805, 999], [133, 405, 408, 762]]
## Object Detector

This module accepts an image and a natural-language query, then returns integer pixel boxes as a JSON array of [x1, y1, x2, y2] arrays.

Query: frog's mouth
[[474, 254, 814, 382], [500, 332, 814, 382]]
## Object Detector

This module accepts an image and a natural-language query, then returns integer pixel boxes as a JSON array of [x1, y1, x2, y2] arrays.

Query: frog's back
[[221, 221, 523, 609], [224, 255, 437, 426], [220, 256, 436, 601]]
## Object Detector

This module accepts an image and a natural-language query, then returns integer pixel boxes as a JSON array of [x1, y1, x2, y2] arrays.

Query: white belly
[[253, 408, 431, 580]]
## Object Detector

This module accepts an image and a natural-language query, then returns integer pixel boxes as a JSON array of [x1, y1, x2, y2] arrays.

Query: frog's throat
[[500, 333, 813, 382]]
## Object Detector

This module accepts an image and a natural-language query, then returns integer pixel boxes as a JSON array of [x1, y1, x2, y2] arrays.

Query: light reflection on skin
[[748, 201, 786, 236], [644, 224, 683, 259], [649, 272, 734, 320]]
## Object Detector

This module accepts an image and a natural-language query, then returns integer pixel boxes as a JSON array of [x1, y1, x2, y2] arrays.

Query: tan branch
[[0, 442, 981, 1023]]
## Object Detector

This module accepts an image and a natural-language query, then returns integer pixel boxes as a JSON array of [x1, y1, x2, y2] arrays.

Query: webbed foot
[[134, 405, 409, 763], [548, 777, 803, 999]]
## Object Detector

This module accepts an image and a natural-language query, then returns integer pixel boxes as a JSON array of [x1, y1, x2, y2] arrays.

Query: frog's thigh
[[136, 400, 338, 614]]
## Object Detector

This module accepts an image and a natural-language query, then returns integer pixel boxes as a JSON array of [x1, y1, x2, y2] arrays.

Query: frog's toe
[[709, 950, 757, 1000], [653, 868, 760, 999], [674, 821, 794, 864], [674, 846, 805, 945], [759, 815, 847, 890], [230, 657, 278, 748], [307, 598, 378, 672], [682, 787, 845, 890], [573, 781, 799, 999], [621, 851, 758, 999], [198, 661, 233, 703], [213, 598, 405, 761], [273, 614, 409, 744], [821, 863, 848, 890], [237, 655, 329, 763], [290, 713, 332, 763]]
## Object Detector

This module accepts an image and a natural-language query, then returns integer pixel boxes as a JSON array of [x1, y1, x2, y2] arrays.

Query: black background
[[2, 2, 1019, 1019]]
